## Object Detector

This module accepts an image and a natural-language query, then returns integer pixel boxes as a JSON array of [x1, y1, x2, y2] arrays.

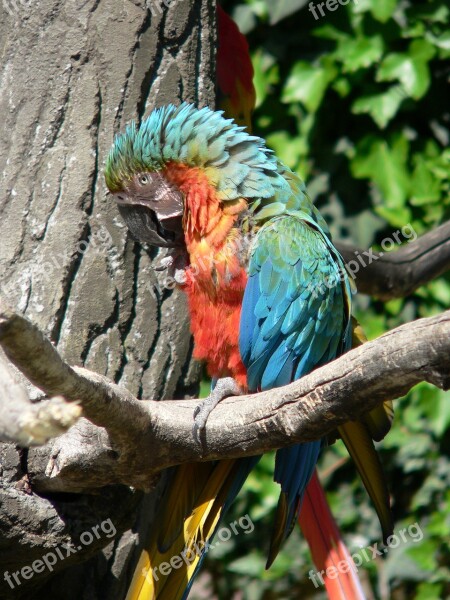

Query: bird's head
[[109, 168, 184, 248], [104, 117, 186, 248], [104, 103, 283, 251]]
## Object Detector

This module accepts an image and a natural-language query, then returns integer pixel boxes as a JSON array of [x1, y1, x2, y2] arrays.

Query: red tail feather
[[299, 472, 367, 600]]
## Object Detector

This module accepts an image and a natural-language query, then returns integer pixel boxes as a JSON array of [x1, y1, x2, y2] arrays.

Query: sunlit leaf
[[410, 157, 442, 205], [377, 40, 436, 99], [352, 85, 405, 128], [334, 34, 384, 72], [282, 60, 336, 111], [415, 582, 444, 600], [368, 0, 397, 23], [351, 135, 410, 210]]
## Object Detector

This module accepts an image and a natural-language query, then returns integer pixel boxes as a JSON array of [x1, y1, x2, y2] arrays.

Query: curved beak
[[114, 192, 184, 248]]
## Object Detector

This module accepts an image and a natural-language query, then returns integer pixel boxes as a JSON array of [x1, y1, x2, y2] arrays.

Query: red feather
[[299, 472, 366, 599], [164, 161, 248, 387], [217, 5, 256, 129]]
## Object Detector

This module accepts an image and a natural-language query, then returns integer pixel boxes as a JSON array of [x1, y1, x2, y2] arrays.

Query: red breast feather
[[164, 162, 249, 388]]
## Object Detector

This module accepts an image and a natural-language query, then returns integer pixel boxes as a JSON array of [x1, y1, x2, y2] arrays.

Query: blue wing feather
[[239, 214, 352, 562]]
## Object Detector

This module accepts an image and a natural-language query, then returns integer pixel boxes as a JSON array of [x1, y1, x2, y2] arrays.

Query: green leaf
[[377, 40, 436, 99], [410, 157, 442, 205], [411, 3, 449, 24], [383, 536, 432, 583], [368, 0, 397, 23], [266, 130, 310, 170], [282, 60, 336, 111], [407, 539, 438, 572], [334, 34, 384, 72], [264, 0, 309, 24], [232, 4, 259, 34], [351, 135, 410, 211], [426, 30, 450, 50], [313, 23, 348, 42], [332, 77, 352, 97], [415, 582, 444, 600], [427, 501, 450, 537], [199, 378, 211, 398], [252, 49, 279, 108], [352, 85, 405, 128], [416, 382, 450, 438], [228, 552, 266, 577]]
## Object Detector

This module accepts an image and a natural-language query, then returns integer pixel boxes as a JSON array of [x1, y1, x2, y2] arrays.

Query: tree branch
[[0, 349, 81, 446], [1, 301, 449, 493], [336, 220, 450, 300]]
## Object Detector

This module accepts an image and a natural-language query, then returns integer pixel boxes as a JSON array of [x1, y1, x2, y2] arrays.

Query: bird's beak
[[114, 192, 184, 248]]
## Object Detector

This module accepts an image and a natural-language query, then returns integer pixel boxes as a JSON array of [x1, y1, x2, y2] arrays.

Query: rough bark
[[0, 1, 216, 598]]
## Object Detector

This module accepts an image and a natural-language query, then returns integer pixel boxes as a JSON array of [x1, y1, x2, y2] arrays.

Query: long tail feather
[[299, 471, 367, 600], [267, 441, 321, 567], [126, 458, 258, 600], [338, 421, 393, 543]]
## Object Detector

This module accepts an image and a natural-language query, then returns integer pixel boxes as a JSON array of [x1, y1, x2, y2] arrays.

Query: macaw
[[215, 6, 394, 600], [104, 101, 390, 600]]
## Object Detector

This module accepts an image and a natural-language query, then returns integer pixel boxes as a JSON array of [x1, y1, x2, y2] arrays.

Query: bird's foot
[[193, 377, 242, 442]]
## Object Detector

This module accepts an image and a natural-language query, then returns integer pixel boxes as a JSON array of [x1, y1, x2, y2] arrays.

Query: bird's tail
[[126, 457, 259, 600], [216, 4, 255, 130], [342, 317, 394, 542], [298, 471, 367, 600]]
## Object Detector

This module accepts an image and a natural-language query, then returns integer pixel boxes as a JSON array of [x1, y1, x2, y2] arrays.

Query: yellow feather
[[157, 463, 214, 551], [338, 421, 393, 543], [126, 460, 239, 600], [362, 401, 395, 441], [351, 317, 394, 441]]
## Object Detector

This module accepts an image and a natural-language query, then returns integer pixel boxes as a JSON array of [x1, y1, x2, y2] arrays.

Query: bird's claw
[[192, 377, 242, 444], [192, 396, 220, 443]]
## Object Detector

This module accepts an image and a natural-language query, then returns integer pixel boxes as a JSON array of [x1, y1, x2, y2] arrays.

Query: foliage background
[[192, 1, 450, 598]]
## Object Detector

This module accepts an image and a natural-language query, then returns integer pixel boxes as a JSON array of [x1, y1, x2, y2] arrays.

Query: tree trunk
[[0, 1, 216, 598]]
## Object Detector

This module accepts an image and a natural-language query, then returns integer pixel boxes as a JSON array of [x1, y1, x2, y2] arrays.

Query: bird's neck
[[164, 162, 246, 242], [163, 162, 248, 282]]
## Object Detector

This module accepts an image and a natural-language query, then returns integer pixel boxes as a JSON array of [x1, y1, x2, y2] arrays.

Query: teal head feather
[[105, 102, 327, 229]]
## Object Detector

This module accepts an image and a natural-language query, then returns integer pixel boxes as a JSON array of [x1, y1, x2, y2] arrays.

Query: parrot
[[104, 101, 390, 600], [215, 6, 394, 600]]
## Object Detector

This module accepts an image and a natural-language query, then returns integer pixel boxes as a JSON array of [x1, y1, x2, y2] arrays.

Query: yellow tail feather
[[338, 421, 393, 542], [266, 492, 289, 569], [126, 460, 240, 600], [362, 401, 394, 442], [351, 316, 394, 441]]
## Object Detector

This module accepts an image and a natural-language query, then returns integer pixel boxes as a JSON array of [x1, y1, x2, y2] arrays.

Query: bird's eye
[[139, 175, 149, 185]]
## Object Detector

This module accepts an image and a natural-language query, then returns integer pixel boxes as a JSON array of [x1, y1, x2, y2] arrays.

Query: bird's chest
[[181, 246, 248, 386]]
